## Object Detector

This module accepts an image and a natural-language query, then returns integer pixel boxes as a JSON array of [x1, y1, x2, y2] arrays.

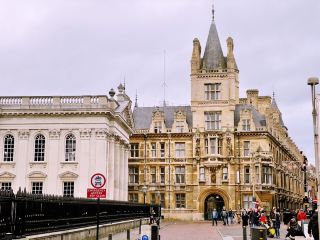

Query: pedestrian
[[283, 208, 291, 225], [270, 207, 276, 228], [252, 208, 260, 226], [308, 210, 319, 240], [241, 209, 249, 227], [212, 208, 218, 226], [274, 208, 281, 239], [228, 209, 234, 224], [221, 207, 228, 226]]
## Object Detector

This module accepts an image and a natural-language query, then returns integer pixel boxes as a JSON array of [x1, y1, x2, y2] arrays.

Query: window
[[176, 193, 186, 208], [63, 182, 74, 197], [151, 143, 156, 158], [1, 182, 12, 190], [205, 112, 221, 130], [255, 166, 260, 184], [160, 193, 165, 208], [34, 134, 45, 162], [243, 141, 250, 157], [199, 167, 205, 182], [244, 166, 250, 184], [160, 143, 165, 158], [222, 167, 228, 181], [150, 193, 156, 205], [205, 137, 221, 155], [129, 167, 139, 184], [128, 193, 138, 203], [242, 119, 250, 131], [175, 143, 185, 158], [205, 83, 221, 100], [154, 121, 162, 133], [175, 166, 185, 184], [32, 182, 43, 194], [176, 121, 184, 133], [243, 195, 253, 210], [150, 167, 156, 183], [262, 166, 272, 184], [160, 167, 165, 184], [65, 134, 76, 161], [130, 143, 139, 158], [3, 134, 14, 162]]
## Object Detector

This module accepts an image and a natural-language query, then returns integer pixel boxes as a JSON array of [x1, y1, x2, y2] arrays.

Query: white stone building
[[0, 84, 133, 201]]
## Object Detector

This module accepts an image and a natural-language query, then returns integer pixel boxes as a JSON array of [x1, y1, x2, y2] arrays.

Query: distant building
[[128, 7, 305, 220], [0, 84, 133, 201]]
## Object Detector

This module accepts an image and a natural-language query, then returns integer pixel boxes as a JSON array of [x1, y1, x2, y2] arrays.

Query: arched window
[[4, 134, 14, 162], [65, 134, 76, 161], [34, 134, 45, 162]]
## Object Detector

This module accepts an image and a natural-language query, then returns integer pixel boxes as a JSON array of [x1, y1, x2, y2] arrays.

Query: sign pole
[[96, 197, 100, 240]]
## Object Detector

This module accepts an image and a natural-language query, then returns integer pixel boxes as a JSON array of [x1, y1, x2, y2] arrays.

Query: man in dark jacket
[[283, 209, 291, 225], [308, 211, 319, 240]]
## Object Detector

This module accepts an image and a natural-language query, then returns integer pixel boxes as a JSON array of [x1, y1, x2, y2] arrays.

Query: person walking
[[221, 207, 228, 226], [308, 211, 319, 240], [212, 208, 218, 226], [274, 208, 281, 239]]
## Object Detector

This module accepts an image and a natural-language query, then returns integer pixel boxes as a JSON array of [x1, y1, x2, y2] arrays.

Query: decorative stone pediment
[[95, 129, 108, 139], [18, 130, 30, 140], [49, 129, 60, 139], [28, 171, 47, 179], [59, 171, 78, 179], [80, 129, 92, 139], [0, 171, 16, 179]]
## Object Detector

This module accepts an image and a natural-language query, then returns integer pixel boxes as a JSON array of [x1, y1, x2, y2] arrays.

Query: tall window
[[205, 112, 221, 130], [130, 143, 139, 158], [154, 121, 162, 133], [65, 134, 76, 161], [129, 167, 139, 184], [151, 143, 156, 158], [242, 119, 250, 131], [128, 193, 138, 203], [243, 141, 250, 157], [34, 134, 45, 162], [160, 143, 165, 158], [160, 193, 165, 208], [175, 166, 185, 184], [205, 138, 221, 155], [176, 121, 184, 133], [262, 166, 272, 184], [150, 167, 156, 183], [222, 167, 228, 181], [1, 182, 12, 190], [160, 167, 165, 184], [176, 193, 186, 208], [244, 166, 250, 184], [32, 182, 43, 194], [3, 134, 14, 162], [199, 167, 205, 182], [63, 182, 74, 197], [243, 195, 253, 210], [175, 143, 185, 158], [255, 166, 260, 184], [205, 83, 221, 100], [150, 193, 156, 205]]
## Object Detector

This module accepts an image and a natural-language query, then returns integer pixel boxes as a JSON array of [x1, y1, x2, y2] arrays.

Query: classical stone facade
[[128, 8, 306, 220], [0, 85, 133, 201]]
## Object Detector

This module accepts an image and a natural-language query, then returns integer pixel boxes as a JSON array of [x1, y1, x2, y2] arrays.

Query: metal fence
[[0, 189, 150, 239]]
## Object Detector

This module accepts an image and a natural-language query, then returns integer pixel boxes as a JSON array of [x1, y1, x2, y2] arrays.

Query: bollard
[[243, 226, 247, 240], [127, 229, 130, 240], [4, 233, 13, 240], [151, 224, 159, 240], [108, 233, 112, 240], [139, 219, 142, 234]]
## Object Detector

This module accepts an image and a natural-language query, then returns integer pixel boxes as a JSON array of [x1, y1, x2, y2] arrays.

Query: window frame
[[34, 134, 45, 162], [3, 134, 14, 162], [129, 166, 139, 184], [175, 142, 185, 158], [1, 182, 12, 190], [204, 112, 221, 130], [204, 83, 221, 100], [128, 193, 138, 203], [32, 182, 43, 195], [160, 167, 165, 184], [175, 166, 185, 184], [130, 143, 139, 158], [151, 143, 157, 158], [199, 167, 205, 182], [176, 193, 186, 208], [244, 166, 251, 184], [65, 134, 76, 162], [242, 119, 251, 131], [150, 167, 156, 184], [222, 167, 228, 181], [243, 141, 250, 157], [63, 181, 74, 197]]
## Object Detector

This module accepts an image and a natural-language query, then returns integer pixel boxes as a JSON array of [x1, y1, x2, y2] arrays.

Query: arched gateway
[[204, 194, 225, 220]]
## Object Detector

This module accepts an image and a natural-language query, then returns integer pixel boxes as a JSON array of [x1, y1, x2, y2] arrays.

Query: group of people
[[211, 206, 319, 239]]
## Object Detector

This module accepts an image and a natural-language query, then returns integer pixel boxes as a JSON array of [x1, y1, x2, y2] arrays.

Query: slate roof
[[234, 104, 266, 127], [133, 106, 192, 130], [271, 97, 285, 127]]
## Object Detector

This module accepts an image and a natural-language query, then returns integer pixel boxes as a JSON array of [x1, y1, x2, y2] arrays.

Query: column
[[123, 144, 129, 201], [114, 136, 120, 200], [107, 135, 115, 200]]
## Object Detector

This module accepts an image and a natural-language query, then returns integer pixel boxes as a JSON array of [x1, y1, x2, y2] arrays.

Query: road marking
[[222, 237, 234, 240], [217, 227, 234, 240]]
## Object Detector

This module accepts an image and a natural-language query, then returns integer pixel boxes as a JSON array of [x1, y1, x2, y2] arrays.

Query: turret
[[191, 38, 201, 73], [227, 37, 238, 70]]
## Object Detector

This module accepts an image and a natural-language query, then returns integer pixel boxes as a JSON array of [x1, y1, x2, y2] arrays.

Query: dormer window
[[154, 121, 162, 133], [242, 119, 250, 131], [176, 121, 184, 133], [205, 83, 221, 100]]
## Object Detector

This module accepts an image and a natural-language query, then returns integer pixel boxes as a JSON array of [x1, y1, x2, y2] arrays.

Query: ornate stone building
[[128, 8, 305, 220], [0, 84, 133, 201]]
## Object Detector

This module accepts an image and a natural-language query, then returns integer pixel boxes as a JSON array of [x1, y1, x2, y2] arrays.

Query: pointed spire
[[212, 3, 215, 21], [271, 91, 279, 110], [134, 90, 138, 108]]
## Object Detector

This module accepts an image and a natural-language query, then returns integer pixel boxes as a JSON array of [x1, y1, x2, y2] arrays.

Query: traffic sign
[[87, 188, 106, 198], [141, 235, 149, 240], [90, 173, 106, 189]]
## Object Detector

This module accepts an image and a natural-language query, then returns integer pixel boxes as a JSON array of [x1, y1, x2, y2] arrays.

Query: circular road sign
[[90, 173, 106, 189], [141, 235, 149, 240]]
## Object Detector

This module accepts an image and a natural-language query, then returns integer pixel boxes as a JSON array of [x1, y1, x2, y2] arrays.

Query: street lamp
[[308, 77, 320, 240], [142, 134, 148, 204], [142, 185, 148, 204]]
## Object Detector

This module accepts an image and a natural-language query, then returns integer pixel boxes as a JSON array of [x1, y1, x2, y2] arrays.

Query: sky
[[0, 0, 319, 163]]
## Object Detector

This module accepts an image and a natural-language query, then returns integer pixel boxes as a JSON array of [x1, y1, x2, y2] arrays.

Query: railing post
[[127, 229, 130, 240], [96, 198, 100, 240], [108, 233, 112, 240]]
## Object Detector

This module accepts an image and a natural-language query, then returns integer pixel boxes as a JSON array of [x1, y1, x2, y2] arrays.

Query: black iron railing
[[0, 189, 150, 238]]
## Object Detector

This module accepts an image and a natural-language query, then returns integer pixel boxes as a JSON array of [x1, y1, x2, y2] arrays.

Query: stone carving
[[80, 129, 92, 139], [49, 129, 60, 139], [95, 129, 108, 139], [18, 130, 30, 140], [226, 137, 233, 156]]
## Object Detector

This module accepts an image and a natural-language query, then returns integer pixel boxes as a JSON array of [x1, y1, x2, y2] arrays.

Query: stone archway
[[204, 194, 225, 220]]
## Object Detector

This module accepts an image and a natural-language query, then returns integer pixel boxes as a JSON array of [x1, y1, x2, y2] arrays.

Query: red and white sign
[[87, 173, 107, 198]]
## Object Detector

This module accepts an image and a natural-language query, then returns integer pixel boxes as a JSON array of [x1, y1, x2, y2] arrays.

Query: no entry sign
[[87, 173, 107, 198]]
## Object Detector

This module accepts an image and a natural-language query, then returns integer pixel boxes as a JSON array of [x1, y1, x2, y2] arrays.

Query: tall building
[[0, 84, 133, 201], [128, 7, 305, 220]]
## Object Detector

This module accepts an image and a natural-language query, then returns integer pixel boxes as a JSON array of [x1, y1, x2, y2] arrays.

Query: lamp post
[[143, 134, 147, 204], [142, 185, 147, 204], [308, 77, 320, 240]]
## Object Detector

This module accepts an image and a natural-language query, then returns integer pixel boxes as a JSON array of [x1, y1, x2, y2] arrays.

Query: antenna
[[162, 50, 167, 107]]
